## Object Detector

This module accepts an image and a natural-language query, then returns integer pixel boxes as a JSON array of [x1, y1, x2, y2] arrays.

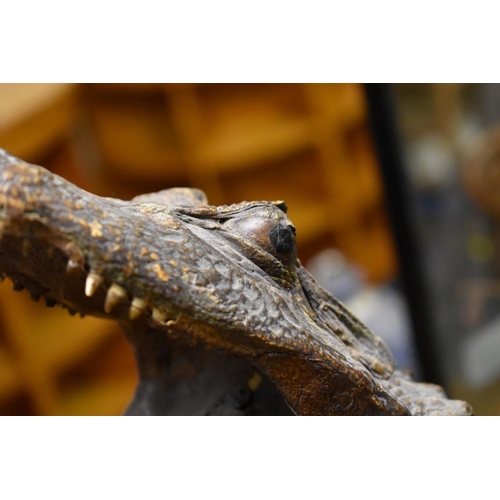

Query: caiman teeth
[[44, 297, 56, 308], [152, 307, 168, 323], [104, 283, 127, 313], [85, 272, 104, 297], [129, 297, 148, 320], [66, 258, 80, 274]]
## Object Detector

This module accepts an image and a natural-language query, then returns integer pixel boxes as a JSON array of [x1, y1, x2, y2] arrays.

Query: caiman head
[[0, 149, 472, 415]]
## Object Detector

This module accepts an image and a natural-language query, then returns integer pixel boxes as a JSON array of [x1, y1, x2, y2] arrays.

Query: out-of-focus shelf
[[196, 84, 308, 129], [0, 283, 129, 415], [0, 347, 20, 400], [192, 117, 314, 173], [323, 85, 366, 126], [287, 202, 331, 244], [0, 83, 79, 161], [0, 84, 141, 416], [91, 101, 183, 181], [89, 83, 164, 95], [0, 83, 398, 415], [0, 285, 118, 375], [56, 376, 137, 416], [34, 315, 119, 375]]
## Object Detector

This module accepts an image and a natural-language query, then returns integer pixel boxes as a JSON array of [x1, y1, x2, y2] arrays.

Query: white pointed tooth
[[104, 283, 127, 313], [129, 297, 148, 320], [152, 307, 168, 323], [85, 272, 104, 297]]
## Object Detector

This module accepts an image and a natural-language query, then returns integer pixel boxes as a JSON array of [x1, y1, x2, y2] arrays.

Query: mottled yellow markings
[[248, 372, 263, 391], [74, 201, 84, 210], [152, 263, 169, 282], [113, 227, 123, 235], [140, 247, 148, 256], [124, 261, 136, 275], [169, 259, 178, 267], [89, 220, 103, 238], [150, 252, 159, 260], [371, 358, 388, 376], [0, 197, 24, 209], [160, 221, 180, 230], [112, 244, 122, 252]]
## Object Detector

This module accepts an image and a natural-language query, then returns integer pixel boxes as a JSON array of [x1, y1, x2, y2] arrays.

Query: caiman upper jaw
[[0, 149, 473, 415], [0, 150, 312, 355]]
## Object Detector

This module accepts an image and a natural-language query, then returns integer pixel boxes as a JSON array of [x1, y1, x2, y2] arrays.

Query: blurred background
[[0, 83, 499, 415]]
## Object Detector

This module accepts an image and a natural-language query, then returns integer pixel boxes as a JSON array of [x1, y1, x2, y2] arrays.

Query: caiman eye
[[269, 223, 295, 254], [221, 216, 297, 265]]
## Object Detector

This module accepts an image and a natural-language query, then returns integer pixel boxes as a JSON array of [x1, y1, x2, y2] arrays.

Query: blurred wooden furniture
[[0, 84, 78, 161], [0, 286, 137, 416], [0, 84, 138, 415], [85, 83, 398, 282], [0, 83, 398, 415]]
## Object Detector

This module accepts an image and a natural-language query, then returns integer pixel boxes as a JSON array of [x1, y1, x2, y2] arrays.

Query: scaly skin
[[0, 149, 472, 415]]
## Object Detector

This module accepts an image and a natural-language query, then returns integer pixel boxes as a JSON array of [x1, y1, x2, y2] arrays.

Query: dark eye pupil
[[269, 224, 294, 254]]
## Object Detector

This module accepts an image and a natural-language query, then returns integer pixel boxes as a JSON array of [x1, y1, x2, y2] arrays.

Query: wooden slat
[[0, 83, 79, 161]]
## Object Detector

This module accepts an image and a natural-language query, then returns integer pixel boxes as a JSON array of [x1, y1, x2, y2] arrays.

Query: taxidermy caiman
[[0, 149, 472, 415]]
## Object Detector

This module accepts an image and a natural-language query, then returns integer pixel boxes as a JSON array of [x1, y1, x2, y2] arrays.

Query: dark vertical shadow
[[364, 83, 444, 386]]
